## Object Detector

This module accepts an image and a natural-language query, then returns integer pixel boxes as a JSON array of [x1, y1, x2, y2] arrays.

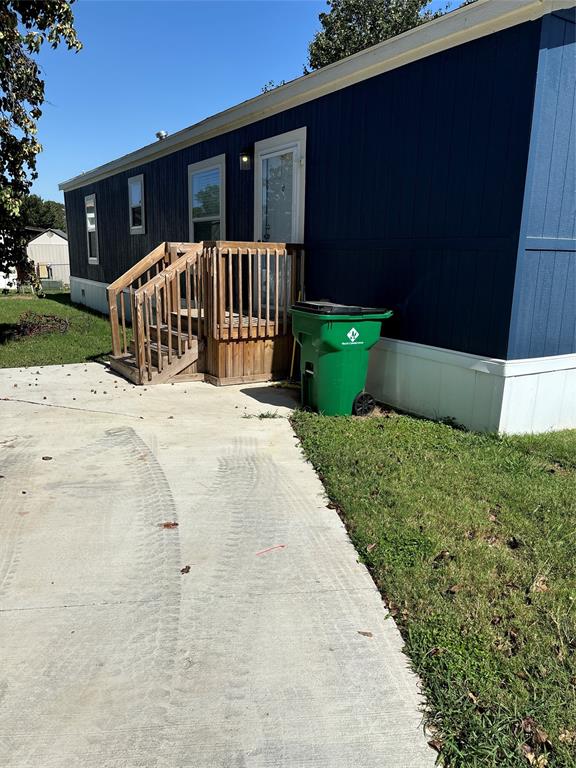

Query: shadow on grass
[[0, 323, 20, 344], [44, 292, 111, 321]]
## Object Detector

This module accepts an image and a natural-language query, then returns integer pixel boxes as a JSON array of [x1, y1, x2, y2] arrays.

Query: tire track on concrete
[[1, 426, 182, 768], [163, 437, 281, 767], [78, 426, 182, 768], [0, 431, 126, 767], [164, 434, 367, 767], [247, 456, 366, 767], [0, 436, 33, 598], [254, 449, 428, 767]]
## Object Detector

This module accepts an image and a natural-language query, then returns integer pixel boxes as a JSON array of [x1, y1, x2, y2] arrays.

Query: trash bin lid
[[292, 300, 392, 316]]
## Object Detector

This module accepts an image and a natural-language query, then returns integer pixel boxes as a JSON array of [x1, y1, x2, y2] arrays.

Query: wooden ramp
[[107, 241, 304, 385]]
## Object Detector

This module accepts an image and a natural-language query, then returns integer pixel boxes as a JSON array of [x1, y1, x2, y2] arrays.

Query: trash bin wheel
[[352, 392, 375, 417]]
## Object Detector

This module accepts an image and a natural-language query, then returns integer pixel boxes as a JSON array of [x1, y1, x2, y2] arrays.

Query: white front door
[[254, 127, 306, 244], [253, 128, 306, 315]]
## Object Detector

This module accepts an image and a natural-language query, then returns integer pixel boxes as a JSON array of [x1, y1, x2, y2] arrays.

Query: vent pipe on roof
[[155, 130, 168, 141]]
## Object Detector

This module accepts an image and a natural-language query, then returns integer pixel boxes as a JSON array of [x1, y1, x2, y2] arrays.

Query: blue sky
[[34, 0, 452, 202]]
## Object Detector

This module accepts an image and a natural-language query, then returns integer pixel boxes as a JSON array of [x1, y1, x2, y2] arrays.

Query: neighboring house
[[59, 0, 575, 433], [26, 228, 70, 287]]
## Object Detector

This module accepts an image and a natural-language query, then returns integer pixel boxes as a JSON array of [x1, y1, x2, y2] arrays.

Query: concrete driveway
[[0, 363, 433, 768]]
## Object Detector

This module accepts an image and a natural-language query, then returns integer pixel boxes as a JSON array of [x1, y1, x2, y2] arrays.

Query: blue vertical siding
[[508, 9, 576, 359], [66, 20, 542, 360]]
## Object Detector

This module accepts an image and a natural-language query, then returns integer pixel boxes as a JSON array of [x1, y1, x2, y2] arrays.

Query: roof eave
[[59, 0, 571, 192]]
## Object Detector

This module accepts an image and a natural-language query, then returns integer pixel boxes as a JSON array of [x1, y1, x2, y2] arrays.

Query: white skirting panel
[[70, 276, 109, 315], [366, 338, 576, 434], [499, 359, 576, 434]]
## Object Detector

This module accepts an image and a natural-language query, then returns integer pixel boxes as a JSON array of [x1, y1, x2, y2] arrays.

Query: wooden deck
[[174, 308, 284, 340], [107, 241, 304, 385]]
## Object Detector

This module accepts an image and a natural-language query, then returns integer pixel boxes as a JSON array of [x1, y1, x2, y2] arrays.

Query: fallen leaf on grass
[[159, 521, 179, 529], [326, 501, 339, 510], [521, 717, 551, 747], [532, 575, 549, 593], [559, 729, 576, 745], [366, 543, 377, 553], [521, 744, 548, 766], [180, 565, 191, 574], [357, 631, 373, 638], [446, 583, 463, 595]]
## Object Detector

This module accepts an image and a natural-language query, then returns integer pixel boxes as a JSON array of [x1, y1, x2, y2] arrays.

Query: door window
[[254, 127, 306, 244], [260, 150, 294, 243]]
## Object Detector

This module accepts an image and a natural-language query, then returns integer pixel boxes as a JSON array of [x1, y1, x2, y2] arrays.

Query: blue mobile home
[[60, 0, 576, 433]]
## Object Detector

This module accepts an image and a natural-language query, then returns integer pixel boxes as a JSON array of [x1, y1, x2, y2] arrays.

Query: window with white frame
[[85, 194, 99, 264], [128, 174, 145, 234], [188, 155, 225, 241]]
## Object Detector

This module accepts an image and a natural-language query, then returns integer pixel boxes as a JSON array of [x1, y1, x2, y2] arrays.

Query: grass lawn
[[292, 411, 576, 767], [0, 293, 115, 368]]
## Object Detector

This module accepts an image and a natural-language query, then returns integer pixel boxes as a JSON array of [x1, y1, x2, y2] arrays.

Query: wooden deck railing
[[203, 241, 305, 341], [106, 241, 195, 358], [107, 240, 304, 384], [132, 243, 205, 382]]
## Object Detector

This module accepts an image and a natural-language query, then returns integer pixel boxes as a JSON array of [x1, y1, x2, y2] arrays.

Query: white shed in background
[[26, 229, 70, 287]]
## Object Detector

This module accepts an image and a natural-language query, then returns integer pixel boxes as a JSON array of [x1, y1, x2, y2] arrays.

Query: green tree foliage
[[0, 1, 81, 282], [307, 0, 446, 71], [21, 194, 67, 232]]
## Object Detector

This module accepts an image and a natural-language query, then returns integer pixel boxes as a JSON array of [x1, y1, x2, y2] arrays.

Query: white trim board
[[366, 337, 576, 433], [59, 0, 572, 192]]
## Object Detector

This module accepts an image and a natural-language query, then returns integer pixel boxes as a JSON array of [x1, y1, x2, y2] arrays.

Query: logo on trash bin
[[347, 327, 359, 343]]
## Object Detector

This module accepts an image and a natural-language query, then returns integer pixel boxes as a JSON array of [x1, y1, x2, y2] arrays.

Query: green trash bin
[[291, 301, 393, 416]]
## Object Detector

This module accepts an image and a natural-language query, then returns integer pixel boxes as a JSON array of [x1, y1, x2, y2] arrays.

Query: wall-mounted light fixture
[[239, 149, 252, 171]]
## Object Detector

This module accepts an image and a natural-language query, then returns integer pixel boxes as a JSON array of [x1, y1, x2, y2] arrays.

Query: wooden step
[[111, 337, 199, 385], [146, 338, 199, 383], [109, 354, 141, 385], [169, 310, 201, 334], [144, 340, 197, 369], [149, 340, 191, 368], [148, 323, 192, 350], [128, 334, 195, 363]]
